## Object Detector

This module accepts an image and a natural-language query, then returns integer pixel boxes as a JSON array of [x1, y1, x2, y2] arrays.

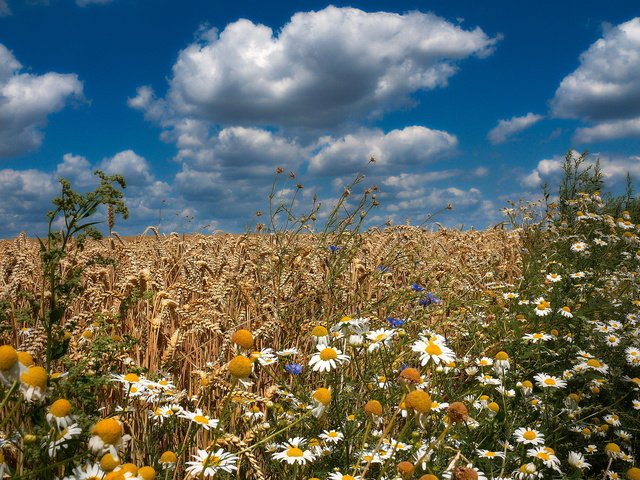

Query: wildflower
[[447, 402, 469, 424], [72, 462, 106, 479], [571, 242, 588, 252], [627, 468, 640, 480], [412, 335, 456, 366], [185, 448, 238, 478], [138, 466, 156, 480], [605, 334, 621, 347], [310, 325, 331, 345], [522, 332, 552, 343], [420, 292, 441, 306], [604, 413, 621, 427], [328, 473, 363, 480], [386, 317, 405, 328], [311, 387, 331, 417], [250, 348, 277, 366], [570, 271, 586, 278], [475, 357, 493, 367], [477, 449, 505, 459], [513, 427, 545, 445], [567, 451, 590, 469], [308, 345, 349, 372], [331, 316, 369, 333], [366, 329, 395, 352], [364, 399, 383, 416], [277, 348, 298, 357], [534, 299, 552, 317], [112, 372, 141, 384], [319, 430, 344, 443], [404, 390, 432, 414], [231, 329, 254, 349], [179, 409, 219, 430], [492, 352, 510, 375], [546, 273, 562, 282], [605, 443, 622, 459], [514, 463, 540, 479], [20, 366, 48, 401], [559, 306, 573, 318], [272, 437, 315, 465], [625, 346, 640, 366], [159, 450, 178, 469], [284, 363, 303, 375], [528, 446, 561, 471], [47, 398, 75, 429], [228, 356, 253, 379], [533, 373, 567, 389], [89, 418, 130, 459], [503, 292, 519, 300], [411, 283, 425, 292], [0, 345, 19, 376]]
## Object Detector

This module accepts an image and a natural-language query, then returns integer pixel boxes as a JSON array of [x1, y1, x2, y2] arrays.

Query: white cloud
[[574, 117, 640, 143], [522, 151, 640, 188], [136, 6, 496, 130], [309, 126, 458, 175], [0, 44, 83, 157], [551, 17, 640, 142], [487, 112, 544, 144], [0, 0, 11, 17], [0, 150, 177, 236]]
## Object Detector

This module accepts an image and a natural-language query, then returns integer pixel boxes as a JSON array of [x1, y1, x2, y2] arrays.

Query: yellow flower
[[228, 356, 253, 378], [404, 390, 432, 414], [231, 329, 254, 349], [0, 345, 18, 371]]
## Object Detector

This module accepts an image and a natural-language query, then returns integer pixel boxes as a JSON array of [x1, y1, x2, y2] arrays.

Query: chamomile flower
[[559, 306, 573, 318], [88, 418, 130, 459], [528, 447, 561, 471], [605, 334, 621, 347], [20, 366, 48, 402], [533, 299, 552, 317], [568, 451, 591, 470], [570, 271, 587, 279], [45, 423, 82, 457], [412, 335, 456, 366], [523, 332, 553, 343], [625, 346, 640, 365], [366, 329, 395, 352], [185, 448, 238, 478], [571, 242, 588, 252], [533, 373, 567, 389], [331, 316, 369, 333], [250, 348, 277, 366], [319, 430, 344, 443], [513, 427, 545, 445], [47, 398, 75, 429], [179, 409, 219, 430], [546, 273, 562, 282], [272, 437, 315, 465], [308, 345, 350, 372], [328, 473, 363, 480], [503, 292, 519, 300], [310, 325, 331, 346], [477, 449, 506, 459]]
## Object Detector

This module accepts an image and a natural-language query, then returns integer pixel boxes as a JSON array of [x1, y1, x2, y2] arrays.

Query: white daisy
[[185, 448, 238, 478], [308, 345, 350, 372], [272, 437, 315, 465]]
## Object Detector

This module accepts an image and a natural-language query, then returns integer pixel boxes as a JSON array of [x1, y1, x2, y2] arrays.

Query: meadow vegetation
[[0, 152, 639, 479]]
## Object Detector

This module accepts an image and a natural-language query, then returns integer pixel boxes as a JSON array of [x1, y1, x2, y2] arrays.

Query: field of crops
[[1, 174, 640, 479]]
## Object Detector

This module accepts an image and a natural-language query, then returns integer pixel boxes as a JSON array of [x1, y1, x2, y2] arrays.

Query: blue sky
[[0, 0, 639, 236]]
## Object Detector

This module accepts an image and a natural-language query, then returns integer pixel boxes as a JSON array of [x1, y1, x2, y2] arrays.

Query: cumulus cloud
[[487, 112, 543, 144], [0, 44, 83, 157], [0, 151, 175, 236], [522, 151, 640, 188], [551, 17, 640, 142], [134, 6, 497, 130], [310, 126, 457, 175]]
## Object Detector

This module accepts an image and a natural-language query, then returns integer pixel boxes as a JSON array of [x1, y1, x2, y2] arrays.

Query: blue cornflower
[[328, 245, 341, 253], [285, 363, 303, 375], [419, 292, 441, 306], [411, 283, 425, 292], [386, 317, 405, 328]]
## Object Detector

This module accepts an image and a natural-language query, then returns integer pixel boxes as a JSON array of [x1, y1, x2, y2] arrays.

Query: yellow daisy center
[[0, 345, 18, 371], [193, 415, 209, 425], [544, 378, 557, 386], [523, 431, 537, 441], [50, 399, 73, 418], [319, 348, 338, 361], [21, 366, 48, 389], [311, 325, 328, 337], [425, 342, 442, 356], [587, 359, 602, 368], [287, 447, 304, 457]]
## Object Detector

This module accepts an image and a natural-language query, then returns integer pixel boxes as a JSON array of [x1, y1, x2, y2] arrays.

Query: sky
[[0, 0, 639, 236]]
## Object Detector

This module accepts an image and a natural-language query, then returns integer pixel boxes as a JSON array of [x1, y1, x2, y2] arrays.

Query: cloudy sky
[[0, 1, 639, 236]]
